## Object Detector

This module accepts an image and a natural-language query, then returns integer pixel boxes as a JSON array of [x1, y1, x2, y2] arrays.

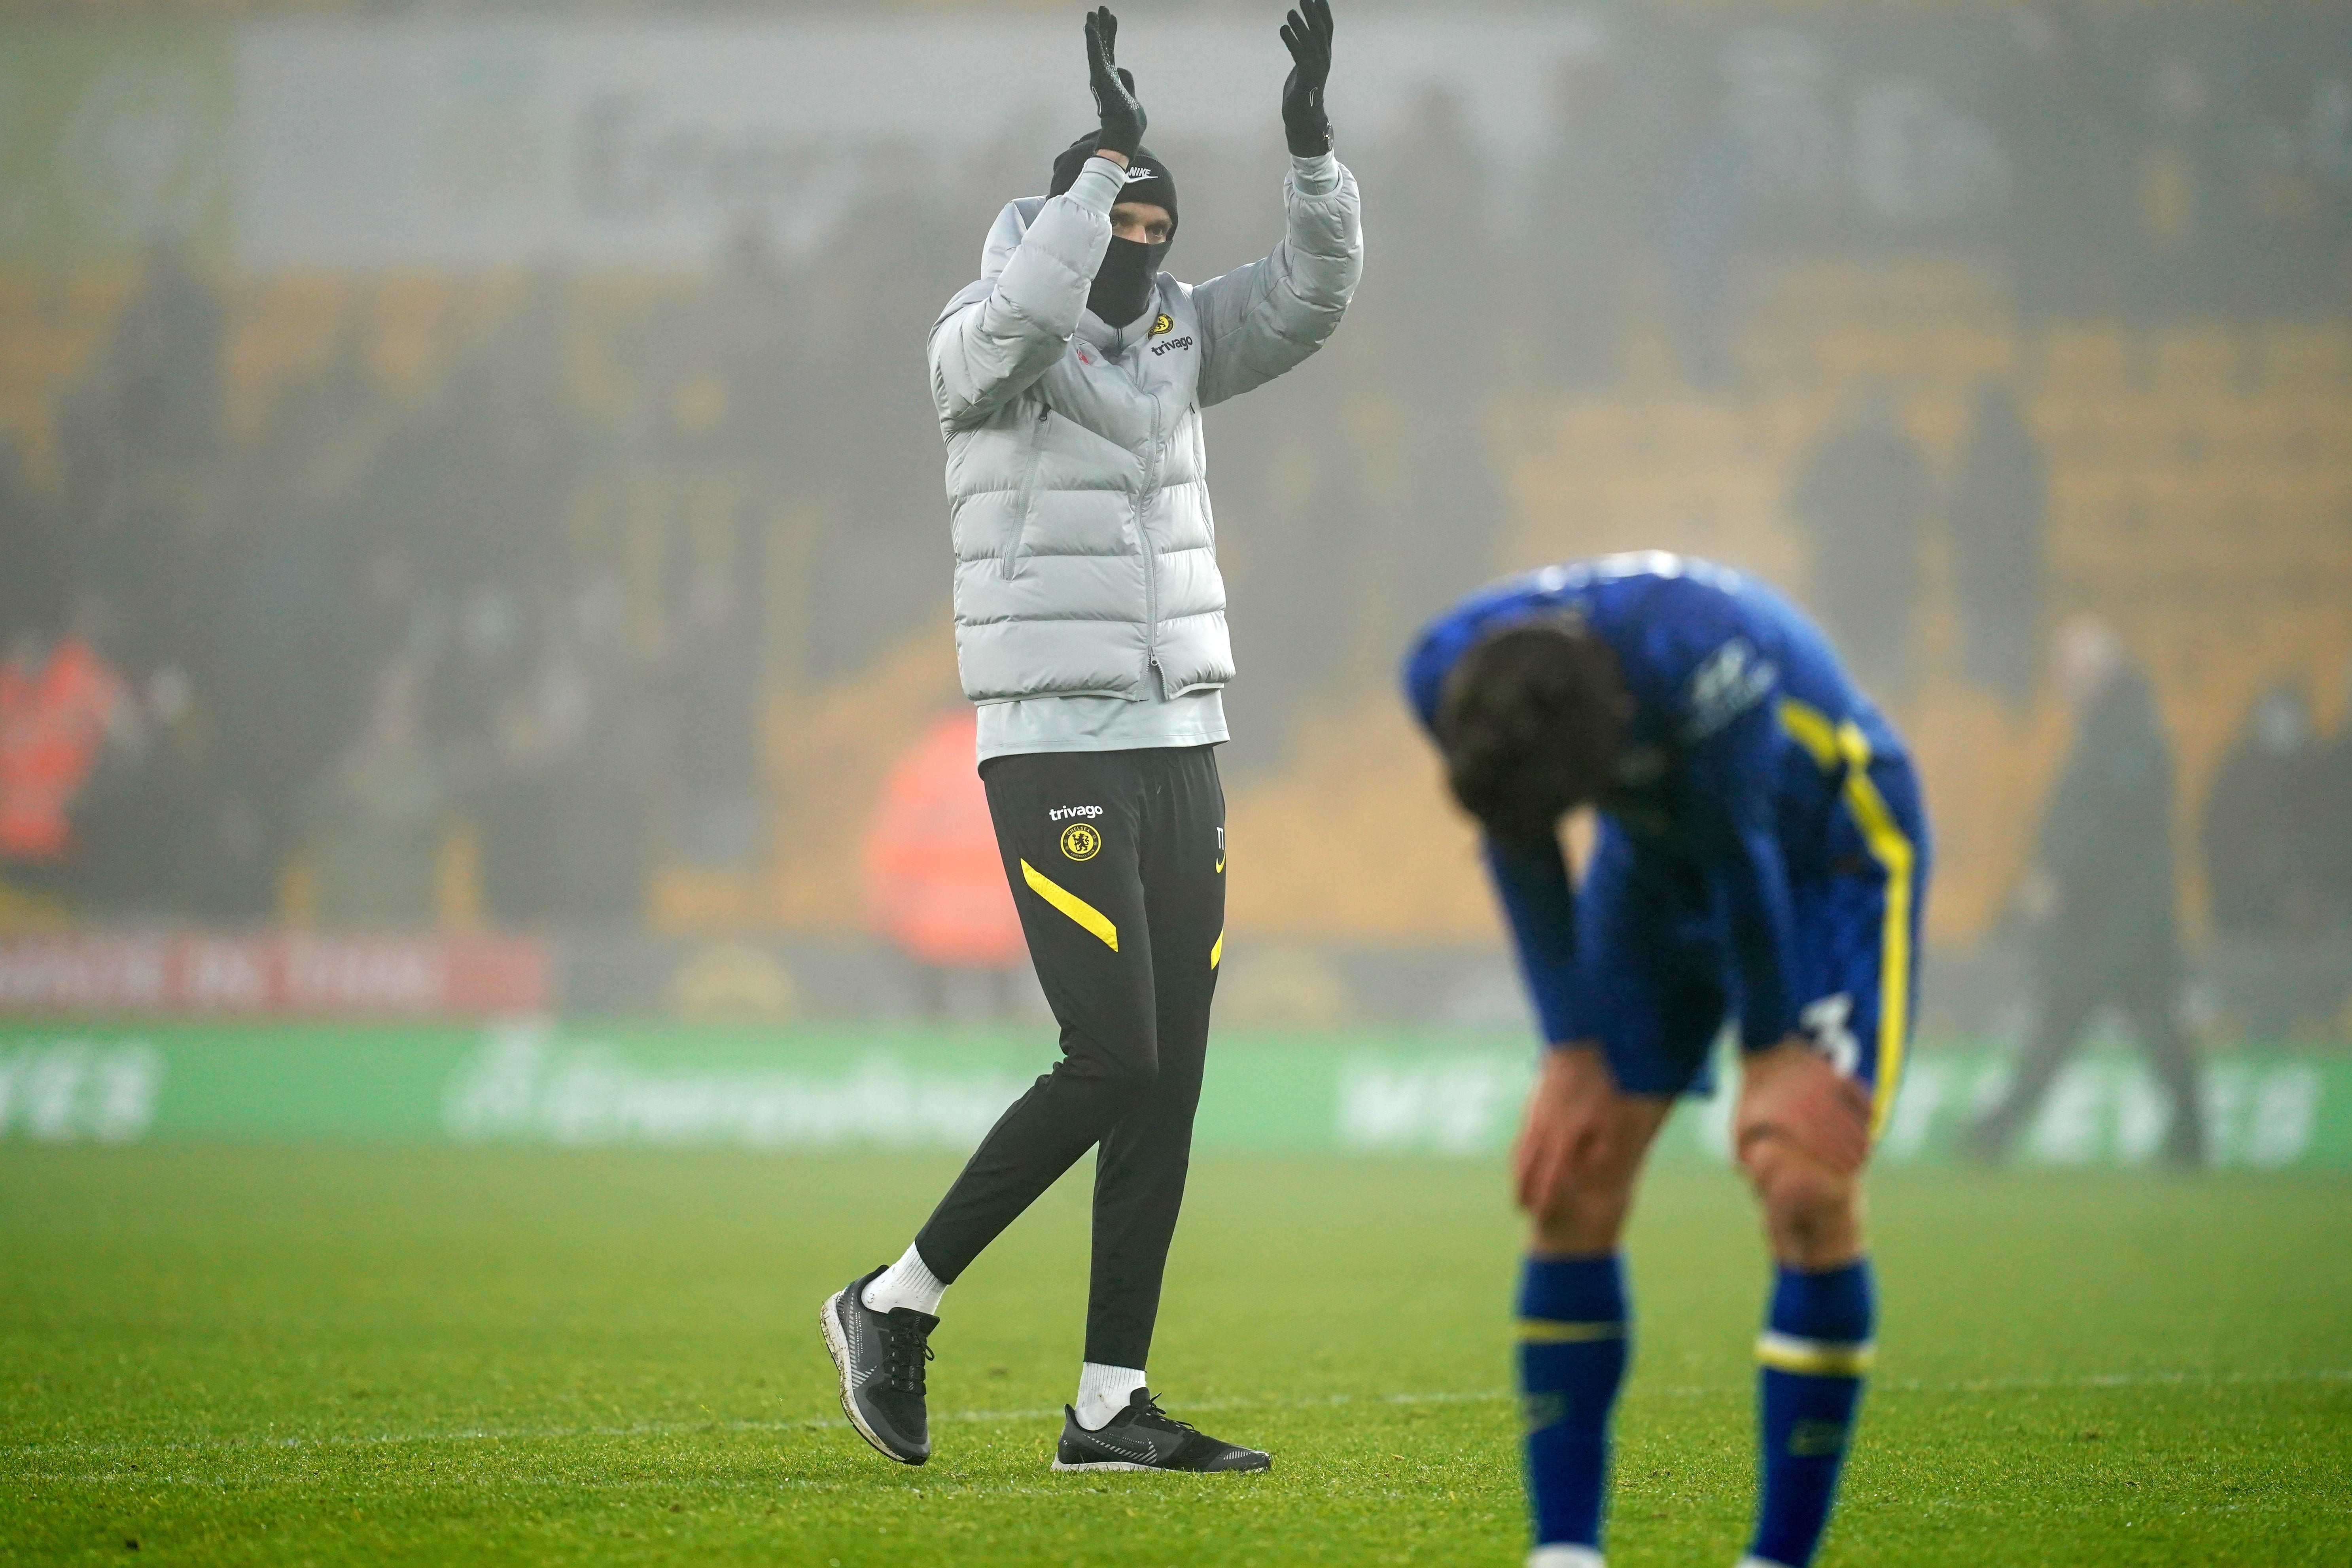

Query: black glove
[[1084, 8, 1148, 160], [1279, 0, 1334, 157]]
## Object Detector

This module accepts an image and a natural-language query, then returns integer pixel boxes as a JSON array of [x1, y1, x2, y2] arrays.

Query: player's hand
[[1084, 8, 1148, 159], [1278, 0, 1335, 156], [1734, 1038, 1871, 1177], [1513, 1044, 1616, 1219]]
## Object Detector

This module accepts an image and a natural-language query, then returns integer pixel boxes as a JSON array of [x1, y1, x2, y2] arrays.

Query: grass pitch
[[3, 1144, 2348, 1566]]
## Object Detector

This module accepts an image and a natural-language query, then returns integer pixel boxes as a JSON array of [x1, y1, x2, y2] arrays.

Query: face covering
[[1087, 236, 1169, 328]]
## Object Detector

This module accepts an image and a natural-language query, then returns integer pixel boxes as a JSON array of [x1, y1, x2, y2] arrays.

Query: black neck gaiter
[[1088, 236, 1169, 328]]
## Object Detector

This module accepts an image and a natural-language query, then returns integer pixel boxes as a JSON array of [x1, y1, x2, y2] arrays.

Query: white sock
[[1528, 1547, 1603, 1568], [859, 1243, 946, 1316], [1073, 1362, 1148, 1430]]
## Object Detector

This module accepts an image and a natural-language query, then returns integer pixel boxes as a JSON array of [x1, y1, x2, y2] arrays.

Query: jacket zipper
[[1137, 368, 1163, 691]]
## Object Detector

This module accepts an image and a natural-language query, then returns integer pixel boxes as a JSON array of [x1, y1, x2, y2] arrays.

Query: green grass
[[2, 1148, 2348, 1566]]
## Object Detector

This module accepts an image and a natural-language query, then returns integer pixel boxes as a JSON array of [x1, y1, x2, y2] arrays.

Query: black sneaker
[[819, 1267, 936, 1465], [1052, 1388, 1271, 1473]]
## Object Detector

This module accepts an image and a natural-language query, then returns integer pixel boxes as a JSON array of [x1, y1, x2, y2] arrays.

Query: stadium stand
[[9, 248, 2347, 946]]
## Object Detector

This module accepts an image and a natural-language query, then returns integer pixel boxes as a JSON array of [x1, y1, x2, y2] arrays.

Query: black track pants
[[1974, 940, 2206, 1163], [912, 744, 1225, 1369]]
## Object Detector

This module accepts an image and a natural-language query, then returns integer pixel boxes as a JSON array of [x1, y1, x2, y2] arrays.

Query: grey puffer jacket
[[930, 153, 1361, 705]]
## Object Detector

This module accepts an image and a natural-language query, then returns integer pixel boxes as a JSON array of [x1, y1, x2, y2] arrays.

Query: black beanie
[[1048, 134, 1178, 236]]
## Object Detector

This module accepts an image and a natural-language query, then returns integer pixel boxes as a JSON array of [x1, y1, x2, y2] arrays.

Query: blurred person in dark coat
[[66, 664, 215, 919], [1948, 382, 2048, 713], [2200, 682, 2325, 937], [1966, 617, 2203, 1167], [1788, 384, 1931, 703]]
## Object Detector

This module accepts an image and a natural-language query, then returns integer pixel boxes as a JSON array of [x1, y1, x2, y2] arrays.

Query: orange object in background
[[0, 637, 125, 864], [863, 710, 1025, 968]]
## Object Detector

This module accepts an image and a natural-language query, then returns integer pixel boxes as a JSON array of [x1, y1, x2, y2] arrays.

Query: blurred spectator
[[1947, 382, 2049, 713], [301, 658, 446, 927], [208, 437, 392, 910], [1967, 618, 2203, 1168], [53, 249, 226, 676], [864, 710, 1026, 1017], [66, 244, 223, 472], [1787, 384, 1931, 703], [0, 603, 131, 898], [2201, 682, 2326, 936], [69, 666, 214, 919]]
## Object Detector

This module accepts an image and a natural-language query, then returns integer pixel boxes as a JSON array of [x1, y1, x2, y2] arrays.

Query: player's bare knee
[[1532, 1151, 1640, 1251], [1740, 1135, 1854, 1230]]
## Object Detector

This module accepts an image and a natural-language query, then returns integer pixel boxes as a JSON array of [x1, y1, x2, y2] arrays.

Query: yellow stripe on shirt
[[1777, 699, 1919, 1138], [1835, 731, 1915, 1138], [1777, 697, 1841, 770]]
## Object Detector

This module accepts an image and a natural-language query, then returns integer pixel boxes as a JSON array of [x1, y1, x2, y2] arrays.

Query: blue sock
[[1749, 1259, 1874, 1568], [1518, 1254, 1629, 1551]]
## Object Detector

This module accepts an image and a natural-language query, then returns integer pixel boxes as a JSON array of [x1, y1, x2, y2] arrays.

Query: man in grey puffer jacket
[[823, 4, 1359, 1474]]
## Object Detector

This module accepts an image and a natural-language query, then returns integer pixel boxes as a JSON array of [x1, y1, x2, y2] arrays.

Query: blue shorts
[[1574, 753, 1929, 1137]]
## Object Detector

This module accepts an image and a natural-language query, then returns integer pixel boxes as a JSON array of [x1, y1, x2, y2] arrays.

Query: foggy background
[[2, 0, 2348, 1046]]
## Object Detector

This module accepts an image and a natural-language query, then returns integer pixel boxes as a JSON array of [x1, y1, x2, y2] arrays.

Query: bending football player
[[821, 3, 1359, 1474], [1406, 553, 1931, 1568]]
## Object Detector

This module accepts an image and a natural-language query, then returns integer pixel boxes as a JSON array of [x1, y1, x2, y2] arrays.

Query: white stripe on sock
[[1527, 1546, 1604, 1568]]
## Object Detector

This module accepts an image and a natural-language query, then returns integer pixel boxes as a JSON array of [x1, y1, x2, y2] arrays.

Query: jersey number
[[1799, 993, 1861, 1078]]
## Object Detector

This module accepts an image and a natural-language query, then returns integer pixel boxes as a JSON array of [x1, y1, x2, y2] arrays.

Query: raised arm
[[1192, 0, 1360, 408], [928, 163, 1121, 431], [928, 9, 1149, 431]]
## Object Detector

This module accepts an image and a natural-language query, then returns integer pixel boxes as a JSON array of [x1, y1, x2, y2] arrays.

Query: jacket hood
[[978, 195, 1164, 354], [979, 196, 1051, 280]]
